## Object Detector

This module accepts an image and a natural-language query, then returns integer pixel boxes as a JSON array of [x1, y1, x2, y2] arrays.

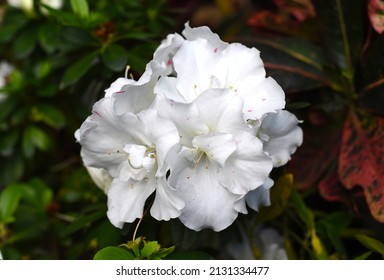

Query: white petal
[[153, 33, 184, 74], [138, 109, 180, 176], [245, 177, 274, 211], [171, 161, 240, 231], [172, 39, 223, 102], [76, 97, 132, 176], [195, 88, 248, 133], [107, 178, 156, 228], [84, 165, 112, 193], [241, 77, 286, 120], [155, 76, 187, 103], [182, 22, 228, 51], [150, 177, 184, 221], [113, 60, 167, 115], [259, 110, 303, 167], [219, 132, 273, 195], [192, 132, 236, 167], [152, 94, 209, 146], [104, 77, 134, 97], [124, 144, 146, 168]]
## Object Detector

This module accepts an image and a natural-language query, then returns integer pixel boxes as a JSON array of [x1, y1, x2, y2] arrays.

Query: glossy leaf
[[257, 173, 294, 221], [94, 246, 134, 260], [244, 36, 330, 93], [313, 0, 364, 71], [273, 0, 316, 22], [339, 109, 384, 222], [102, 44, 129, 72], [290, 190, 328, 259], [32, 104, 66, 129], [61, 51, 98, 88], [13, 27, 38, 59], [288, 125, 341, 190], [355, 234, 384, 256], [38, 24, 61, 54], [0, 129, 20, 157], [70, 0, 90, 18], [0, 183, 26, 224], [359, 35, 384, 114]]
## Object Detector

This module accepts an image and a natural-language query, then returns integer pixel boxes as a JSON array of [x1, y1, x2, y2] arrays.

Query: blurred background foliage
[[0, 0, 384, 260]]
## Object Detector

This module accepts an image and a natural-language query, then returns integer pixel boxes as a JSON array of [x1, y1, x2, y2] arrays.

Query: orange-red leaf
[[338, 110, 384, 222], [274, 0, 316, 22], [368, 0, 384, 34]]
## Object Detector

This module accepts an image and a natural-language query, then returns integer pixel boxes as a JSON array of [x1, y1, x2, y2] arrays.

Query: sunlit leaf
[[94, 246, 134, 260], [355, 234, 384, 256], [32, 104, 66, 129], [339, 109, 384, 222], [0, 183, 26, 224], [70, 0, 90, 18]]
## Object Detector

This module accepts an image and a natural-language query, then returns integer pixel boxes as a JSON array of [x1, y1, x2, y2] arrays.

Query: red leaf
[[339, 109, 384, 222], [368, 0, 384, 34], [319, 163, 363, 215], [288, 124, 341, 190], [274, 0, 316, 22]]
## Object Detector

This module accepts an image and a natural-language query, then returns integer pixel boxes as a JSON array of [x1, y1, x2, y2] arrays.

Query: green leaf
[[152, 246, 175, 260], [34, 60, 52, 79], [23, 125, 53, 153], [32, 104, 66, 129], [141, 241, 159, 258], [244, 36, 330, 92], [60, 27, 97, 47], [257, 173, 294, 221], [102, 44, 129, 72], [70, 0, 90, 18], [0, 12, 28, 43], [313, 0, 364, 71], [94, 247, 134, 260], [0, 183, 26, 224], [38, 24, 61, 54], [13, 27, 38, 59], [0, 155, 24, 185], [354, 251, 373, 260], [290, 190, 328, 259], [355, 234, 384, 256], [0, 97, 18, 121], [61, 51, 98, 88], [21, 178, 53, 211], [60, 210, 106, 237], [0, 129, 20, 157]]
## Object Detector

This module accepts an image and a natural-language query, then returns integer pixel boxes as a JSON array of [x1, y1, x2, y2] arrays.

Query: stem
[[132, 203, 152, 241]]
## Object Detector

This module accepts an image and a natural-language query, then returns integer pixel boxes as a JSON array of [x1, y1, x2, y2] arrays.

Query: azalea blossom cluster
[[75, 23, 303, 232]]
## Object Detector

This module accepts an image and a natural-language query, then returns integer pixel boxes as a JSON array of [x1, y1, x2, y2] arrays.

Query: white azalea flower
[[154, 88, 273, 231], [76, 22, 303, 232]]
